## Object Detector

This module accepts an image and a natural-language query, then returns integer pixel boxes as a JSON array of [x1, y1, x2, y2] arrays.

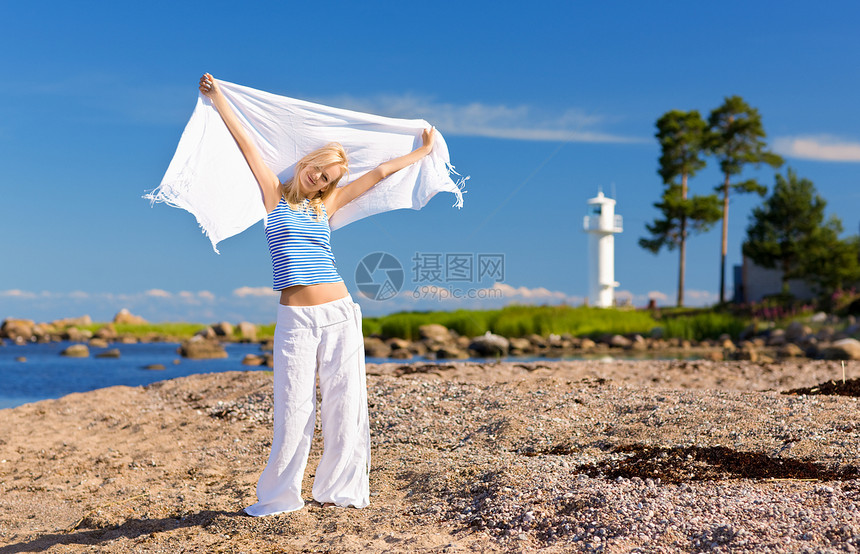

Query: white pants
[[244, 295, 370, 516]]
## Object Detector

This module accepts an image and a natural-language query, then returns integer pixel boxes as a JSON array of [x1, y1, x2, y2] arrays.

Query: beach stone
[[389, 349, 413, 359], [113, 309, 147, 325], [15, 356, 26, 363], [777, 343, 805, 358], [785, 321, 812, 342], [52, 315, 92, 328], [241, 354, 266, 366], [179, 337, 228, 359], [419, 324, 452, 343], [95, 324, 118, 340], [89, 338, 109, 349], [386, 337, 411, 351], [579, 338, 596, 350], [63, 327, 93, 342], [237, 322, 257, 342], [821, 338, 860, 360], [1, 318, 35, 341], [469, 332, 510, 357], [766, 329, 786, 347], [432, 345, 469, 359], [508, 337, 532, 353], [143, 364, 166, 370], [95, 348, 121, 359], [364, 337, 391, 358], [526, 334, 547, 348], [61, 344, 89, 357], [211, 322, 234, 337], [195, 327, 218, 340]]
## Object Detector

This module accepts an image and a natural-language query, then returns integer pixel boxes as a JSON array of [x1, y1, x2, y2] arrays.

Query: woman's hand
[[420, 127, 436, 154], [199, 73, 220, 98]]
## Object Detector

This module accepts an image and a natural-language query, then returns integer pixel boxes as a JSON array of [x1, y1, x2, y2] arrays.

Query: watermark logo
[[356, 252, 505, 302], [355, 252, 405, 301]]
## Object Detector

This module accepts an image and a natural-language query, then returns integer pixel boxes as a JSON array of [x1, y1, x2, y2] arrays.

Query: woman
[[198, 74, 434, 516]]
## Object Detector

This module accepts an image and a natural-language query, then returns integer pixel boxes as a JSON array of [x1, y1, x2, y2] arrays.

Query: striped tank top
[[265, 197, 343, 290]]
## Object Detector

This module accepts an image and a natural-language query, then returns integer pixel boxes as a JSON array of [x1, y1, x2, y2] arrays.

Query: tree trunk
[[719, 173, 730, 304], [678, 172, 689, 307]]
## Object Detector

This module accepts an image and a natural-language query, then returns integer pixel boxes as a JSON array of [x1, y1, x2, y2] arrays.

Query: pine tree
[[640, 110, 721, 306], [707, 96, 783, 303]]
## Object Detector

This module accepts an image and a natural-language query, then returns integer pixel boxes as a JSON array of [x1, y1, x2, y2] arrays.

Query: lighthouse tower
[[583, 191, 623, 308]]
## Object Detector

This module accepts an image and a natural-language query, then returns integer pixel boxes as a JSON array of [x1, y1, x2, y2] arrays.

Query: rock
[[211, 322, 234, 337], [242, 354, 266, 366], [418, 324, 452, 343], [179, 337, 228, 359], [508, 337, 532, 352], [386, 337, 412, 351], [608, 334, 633, 348], [738, 323, 760, 342], [579, 338, 596, 350], [785, 321, 812, 343], [61, 344, 89, 357], [237, 322, 257, 342], [628, 335, 648, 351], [15, 356, 26, 363], [364, 337, 392, 358], [432, 345, 469, 359], [89, 338, 109, 349], [526, 334, 547, 349], [1, 318, 35, 341], [95, 348, 122, 359], [195, 327, 218, 340], [766, 329, 786, 347], [734, 342, 758, 362], [389, 349, 413, 359], [821, 338, 860, 360], [143, 364, 166, 371], [113, 309, 147, 325], [52, 315, 92, 328], [777, 343, 805, 358], [810, 311, 828, 323], [64, 327, 93, 342], [469, 332, 510, 357], [95, 324, 118, 340]]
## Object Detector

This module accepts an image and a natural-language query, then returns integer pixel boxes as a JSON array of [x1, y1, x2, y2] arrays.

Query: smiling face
[[297, 163, 345, 198]]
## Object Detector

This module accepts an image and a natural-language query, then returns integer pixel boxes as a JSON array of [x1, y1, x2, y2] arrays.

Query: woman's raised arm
[[199, 74, 281, 212], [326, 127, 436, 217]]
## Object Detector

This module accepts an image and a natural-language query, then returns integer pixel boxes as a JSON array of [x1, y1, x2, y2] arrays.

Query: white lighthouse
[[583, 191, 623, 308]]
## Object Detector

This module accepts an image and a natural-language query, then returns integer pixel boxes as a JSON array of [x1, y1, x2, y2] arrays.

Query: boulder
[[1, 318, 35, 341], [385, 337, 412, 351], [785, 321, 812, 343], [64, 327, 93, 342], [579, 338, 596, 350], [766, 329, 786, 347], [89, 338, 110, 349], [143, 364, 166, 371], [61, 344, 90, 357], [508, 337, 532, 353], [95, 348, 122, 359], [179, 337, 228, 359], [242, 354, 267, 366], [526, 334, 548, 349], [237, 322, 257, 342], [432, 345, 469, 359], [52, 315, 92, 328], [389, 349, 413, 359], [777, 343, 805, 358], [608, 334, 633, 348], [113, 309, 147, 325], [195, 327, 218, 340], [468, 332, 510, 357], [364, 337, 391, 358], [95, 324, 118, 340], [821, 338, 860, 360], [211, 322, 234, 337], [418, 324, 452, 343]]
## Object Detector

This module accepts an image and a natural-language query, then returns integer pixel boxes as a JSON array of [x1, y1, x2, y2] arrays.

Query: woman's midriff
[[279, 281, 349, 306]]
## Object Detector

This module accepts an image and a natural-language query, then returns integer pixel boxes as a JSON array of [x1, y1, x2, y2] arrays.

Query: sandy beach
[[1, 359, 859, 553]]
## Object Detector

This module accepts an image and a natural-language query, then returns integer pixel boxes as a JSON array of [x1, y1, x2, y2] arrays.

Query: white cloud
[[233, 286, 279, 298], [492, 283, 580, 302], [320, 93, 643, 144], [773, 135, 860, 162], [0, 289, 39, 299], [648, 291, 669, 301], [198, 291, 216, 301], [145, 289, 172, 298]]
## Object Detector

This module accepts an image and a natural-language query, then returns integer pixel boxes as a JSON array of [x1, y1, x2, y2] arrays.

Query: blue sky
[[2, 1, 859, 324]]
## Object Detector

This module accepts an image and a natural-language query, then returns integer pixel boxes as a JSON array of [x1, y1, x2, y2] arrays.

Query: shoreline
[[2, 360, 859, 552]]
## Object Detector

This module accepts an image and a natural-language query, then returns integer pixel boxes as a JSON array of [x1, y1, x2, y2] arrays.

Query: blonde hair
[[281, 143, 349, 220]]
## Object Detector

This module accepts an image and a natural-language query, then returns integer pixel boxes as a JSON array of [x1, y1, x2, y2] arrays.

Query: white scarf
[[146, 80, 465, 252]]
